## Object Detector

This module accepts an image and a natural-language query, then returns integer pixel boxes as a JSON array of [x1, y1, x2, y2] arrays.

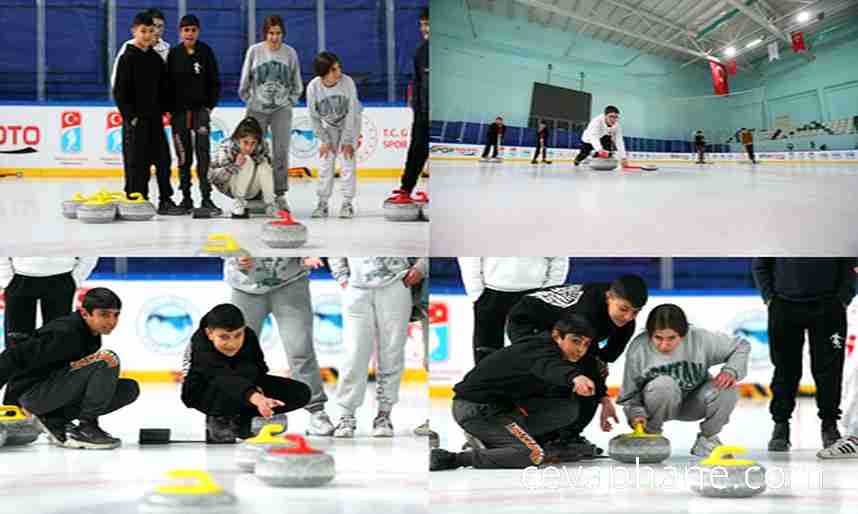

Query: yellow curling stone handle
[[203, 233, 241, 254], [72, 192, 89, 202], [0, 405, 29, 421], [126, 192, 148, 204], [630, 422, 663, 438], [245, 423, 286, 444], [155, 469, 223, 495], [700, 446, 756, 467]]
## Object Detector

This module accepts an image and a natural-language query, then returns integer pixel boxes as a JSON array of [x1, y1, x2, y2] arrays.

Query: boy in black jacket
[[0, 288, 138, 449], [480, 117, 506, 161], [181, 303, 310, 443], [168, 14, 222, 215], [113, 12, 180, 213], [505, 274, 647, 450], [531, 121, 551, 164], [431, 316, 618, 470]]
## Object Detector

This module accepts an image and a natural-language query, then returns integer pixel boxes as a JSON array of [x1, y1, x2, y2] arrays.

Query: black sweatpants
[[768, 297, 848, 423], [186, 374, 310, 420], [452, 397, 579, 469], [473, 289, 536, 364], [482, 135, 501, 158], [171, 108, 212, 201], [695, 143, 706, 163], [3, 272, 77, 405], [19, 350, 139, 422], [124, 115, 174, 200], [532, 140, 547, 162], [400, 111, 429, 194], [745, 143, 756, 163], [574, 135, 614, 164]]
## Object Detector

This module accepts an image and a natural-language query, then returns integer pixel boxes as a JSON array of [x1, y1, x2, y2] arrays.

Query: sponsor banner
[[430, 292, 858, 390], [0, 105, 412, 171], [0, 278, 426, 374]]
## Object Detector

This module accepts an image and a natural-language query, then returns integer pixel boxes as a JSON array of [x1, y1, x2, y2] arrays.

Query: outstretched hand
[[713, 370, 737, 390], [600, 398, 619, 432], [250, 392, 285, 418]]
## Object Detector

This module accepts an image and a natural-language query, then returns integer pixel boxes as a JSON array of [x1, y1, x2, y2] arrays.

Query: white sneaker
[[307, 411, 335, 436], [691, 432, 724, 457], [339, 202, 354, 219], [231, 198, 247, 217], [334, 415, 356, 438], [372, 412, 394, 438], [274, 195, 290, 213], [414, 419, 432, 436], [312, 202, 329, 218], [817, 436, 858, 459]]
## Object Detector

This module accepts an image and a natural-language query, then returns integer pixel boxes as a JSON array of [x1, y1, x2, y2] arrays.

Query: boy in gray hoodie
[[306, 51, 362, 219], [238, 15, 303, 212], [618, 304, 750, 457]]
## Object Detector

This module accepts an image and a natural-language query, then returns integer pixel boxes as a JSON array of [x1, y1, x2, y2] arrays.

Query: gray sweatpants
[[338, 280, 412, 414], [247, 107, 293, 196], [317, 126, 357, 203], [627, 375, 738, 436], [231, 278, 327, 412]]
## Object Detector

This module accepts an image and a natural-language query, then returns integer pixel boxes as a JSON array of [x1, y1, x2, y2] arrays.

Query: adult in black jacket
[[0, 288, 137, 450], [431, 316, 619, 470], [752, 258, 857, 450], [113, 12, 179, 213], [181, 303, 310, 443], [481, 117, 506, 160], [167, 14, 222, 214], [505, 275, 647, 447], [531, 121, 551, 164]]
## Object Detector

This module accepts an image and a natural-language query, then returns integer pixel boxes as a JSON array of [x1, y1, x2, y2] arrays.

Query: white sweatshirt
[[458, 257, 570, 302], [0, 258, 99, 289], [111, 38, 170, 88], [581, 113, 626, 159], [239, 42, 303, 113], [306, 74, 362, 146]]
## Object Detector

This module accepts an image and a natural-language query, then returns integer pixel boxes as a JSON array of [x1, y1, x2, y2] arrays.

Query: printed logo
[[208, 116, 229, 157], [356, 114, 379, 163], [429, 301, 450, 363], [527, 284, 584, 309], [106, 111, 123, 154], [137, 296, 200, 355], [831, 332, 844, 349], [289, 116, 319, 159], [313, 294, 344, 353], [61, 111, 82, 154], [0, 124, 41, 154]]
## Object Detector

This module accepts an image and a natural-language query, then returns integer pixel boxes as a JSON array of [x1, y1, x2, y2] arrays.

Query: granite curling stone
[[119, 192, 156, 221], [690, 446, 767, 498], [62, 193, 89, 219], [383, 194, 421, 222], [235, 424, 293, 472], [138, 469, 237, 514], [0, 405, 41, 446], [197, 234, 250, 258], [609, 422, 671, 464], [589, 157, 619, 171], [77, 196, 117, 224], [261, 211, 307, 248], [254, 434, 335, 487]]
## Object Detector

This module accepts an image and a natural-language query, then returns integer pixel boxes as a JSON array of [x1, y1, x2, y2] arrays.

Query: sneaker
[[430, 449, 458, 471], [200, 197, 222, 216], [312, 202, 329, 218], [263, 203, 280, 218], [307, 411, 335, 436], [414, 420, 432, 436], [334, 415, 357, 438], [569, 434, 604, 456], [690, 432, 723, 457], [768, 422, 791, 452], [274, 195, 291, 213], [33, 414, 69, 446], [157, 198, 187, 216], [206, 415, 238, 444], [478, 157, 490, 162], [462, 431, 487, 451], [372, 412, 394, 437], [231, 198, 249, 219], [339, 202, 354, 219], [384, 189, 413, 204], [249, 414, 288, 438], [817, 435, 858, 459], [531, 160, 538, 164], [179, 196, 194, 211], [542, 160, 552, 164], [65, 420, 121, 450], [822, 421, 842, 448]]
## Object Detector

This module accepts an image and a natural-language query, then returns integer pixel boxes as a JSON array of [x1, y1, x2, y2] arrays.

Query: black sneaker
[[200, 198, 222, 216], [430, 449, 458, 471], [822, 421, 841, 448], [543, 438, 600, 460], [768, 422, 791, 451], [65, 420, 121, 449], [158, 198, 188, 216], [33, 414, 69, 446], [179, 196, 194, 211], [569, 434, 604, 456], [206, 415, 238, 444]]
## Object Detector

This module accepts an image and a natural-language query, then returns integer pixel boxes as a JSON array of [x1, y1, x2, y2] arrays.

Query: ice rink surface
[[0, 176, 428, 256], [430, 396, 858, 513], [0, 383, 429, 514], [430, 159, 858, 256]]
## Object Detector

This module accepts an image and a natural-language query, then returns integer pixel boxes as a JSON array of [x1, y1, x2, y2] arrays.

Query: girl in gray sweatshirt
[[306, 52, 363, 219]]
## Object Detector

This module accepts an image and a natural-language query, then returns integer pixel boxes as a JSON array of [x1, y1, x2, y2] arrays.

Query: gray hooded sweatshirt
[[306, 74, 362, 147], [239, 42, 303, 113], [224, 257, 309, 295], [617, 326, 751, 420]]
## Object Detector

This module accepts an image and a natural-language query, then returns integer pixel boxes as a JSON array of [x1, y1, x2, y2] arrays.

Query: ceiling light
[[724, 46, 736, 57], [797, 11, 810, 23], [746, 38, 762, 48]]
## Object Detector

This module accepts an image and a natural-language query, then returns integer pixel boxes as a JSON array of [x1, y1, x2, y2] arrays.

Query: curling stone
[[589, 157, 619, 171], [139, 469, 237, 514], [383, 196, 420, 222], [61, 193, 89, 219], [250, 414, 288, 437], [197, 234, 249, 258], [690, 446, 767, 498], [0, 406, 40, 446], [255, 434, 335, 487], [235, 424, 293, 472], [261, 211, 307, 248], [77, 196, 117, 224], [119, 192, 156, 221], [413, 191, 429, 221], [609, 422, 671, 464], [0, 424, 7, 447]]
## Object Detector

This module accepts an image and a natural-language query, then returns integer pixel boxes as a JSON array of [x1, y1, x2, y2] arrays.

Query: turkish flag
[[709, 60, 729, 96], [726, 60, 737, 76], [791, 32, 807, 52]]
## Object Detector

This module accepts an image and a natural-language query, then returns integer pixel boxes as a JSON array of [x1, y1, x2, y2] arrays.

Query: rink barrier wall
[[428, 291, 858, 399], [429, 143, 858, 165], [0, 105, 417, 178], [0, 278, 430, 383]]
